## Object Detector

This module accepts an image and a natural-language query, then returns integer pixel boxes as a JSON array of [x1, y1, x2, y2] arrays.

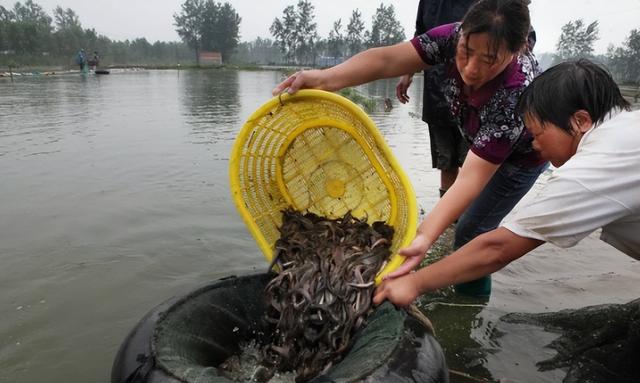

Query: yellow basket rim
[[229, 89, 417, 283]]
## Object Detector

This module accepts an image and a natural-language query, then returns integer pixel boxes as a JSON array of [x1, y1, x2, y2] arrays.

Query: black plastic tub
[[111, 272, 448, 383]]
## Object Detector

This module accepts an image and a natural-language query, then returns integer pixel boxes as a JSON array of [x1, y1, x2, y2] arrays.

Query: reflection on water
[[1, 70, 639, 383], [181, 70, 240, 146]]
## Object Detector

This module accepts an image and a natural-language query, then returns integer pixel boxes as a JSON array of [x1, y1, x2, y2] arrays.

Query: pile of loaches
[[260, 209, 394, 382]]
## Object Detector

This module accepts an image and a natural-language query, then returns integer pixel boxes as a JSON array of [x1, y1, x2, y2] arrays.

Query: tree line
[[172, 0, 405, 66], [1, 0, 638, 86], [173, 0, 240, 64], [265, 1, 405, 65], [554, 19, 640, 84], [0, 0, 192, 66], [0, 0, 405, 68]]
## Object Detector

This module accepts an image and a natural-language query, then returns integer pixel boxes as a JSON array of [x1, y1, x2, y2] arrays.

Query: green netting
[[150, 273, 442, 383], [502, 298, 640, 382], [152, 274, 271, 383], [321, 303, 405, 381]]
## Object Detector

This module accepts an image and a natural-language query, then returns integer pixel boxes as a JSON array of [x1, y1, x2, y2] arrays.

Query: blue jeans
[[453, 161, 548, 297]]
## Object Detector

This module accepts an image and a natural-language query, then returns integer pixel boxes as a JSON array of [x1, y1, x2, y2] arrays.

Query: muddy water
[[0, 69, 638, 383]]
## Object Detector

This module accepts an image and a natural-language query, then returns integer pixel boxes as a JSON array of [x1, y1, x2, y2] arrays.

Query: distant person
[[384, 97, 393, 112], [396, 0, 478, 198], [89, 51, 100, 70], [373, 59, 638, 306], [76, 49, 86, 71], [273, 0, 547, 297]]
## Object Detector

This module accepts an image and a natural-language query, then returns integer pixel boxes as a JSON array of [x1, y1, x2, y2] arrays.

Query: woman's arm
[[373, 227, 544, 306], [421, 151, 500, 242], [272, 42, 429, 95], [386, 151, 500, 278]]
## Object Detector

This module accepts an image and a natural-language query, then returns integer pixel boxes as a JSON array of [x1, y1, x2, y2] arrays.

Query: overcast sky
[[3, 0, 639, 54]]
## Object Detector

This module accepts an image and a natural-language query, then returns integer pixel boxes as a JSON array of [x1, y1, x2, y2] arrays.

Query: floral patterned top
[[411, 22, 545, 167]]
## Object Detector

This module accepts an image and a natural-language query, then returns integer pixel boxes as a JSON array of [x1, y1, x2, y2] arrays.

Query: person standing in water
[[89, 51, 100, 70], [273, 0, 547, 297], [76, 49, 86, 71]]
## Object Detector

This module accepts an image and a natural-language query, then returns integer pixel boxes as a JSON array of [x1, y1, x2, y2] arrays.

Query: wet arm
[[388, 152, 500, 278], [418, 151, 500, 246], [374, 228, 543, 305], [412, 228, 544, 292]]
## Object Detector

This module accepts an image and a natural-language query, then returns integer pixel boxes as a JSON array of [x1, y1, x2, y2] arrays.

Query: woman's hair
[[517, 59, 631, 134], [461, 0, 531, 57]]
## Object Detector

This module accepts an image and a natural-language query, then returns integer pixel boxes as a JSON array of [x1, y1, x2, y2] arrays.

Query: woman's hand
[[272, 70, 327, 96], [384, 233, 432, 280], [373, 273, 421, 306], [395, 74, 413, 104]]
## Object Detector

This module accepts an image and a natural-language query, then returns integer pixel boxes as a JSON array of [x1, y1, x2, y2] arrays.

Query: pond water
[[1, 69, 638, 383]]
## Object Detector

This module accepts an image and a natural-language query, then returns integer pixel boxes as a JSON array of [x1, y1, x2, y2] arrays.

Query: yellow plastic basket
[[229, 89, 417, 283]]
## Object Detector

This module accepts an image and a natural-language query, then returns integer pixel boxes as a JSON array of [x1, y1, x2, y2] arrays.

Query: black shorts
[[422, 65, 468, 170], [427, 118, 468, 170]]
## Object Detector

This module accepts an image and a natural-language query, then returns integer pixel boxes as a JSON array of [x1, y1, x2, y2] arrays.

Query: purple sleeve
[[410, 22, 459, 66]]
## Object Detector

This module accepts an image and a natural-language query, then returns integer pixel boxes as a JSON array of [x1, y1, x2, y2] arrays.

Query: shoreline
[[2, 65, 638, 109], [0, 63, 310, 77]]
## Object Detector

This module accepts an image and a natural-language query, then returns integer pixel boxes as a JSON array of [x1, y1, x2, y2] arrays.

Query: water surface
[[1, 70, 638, 382]]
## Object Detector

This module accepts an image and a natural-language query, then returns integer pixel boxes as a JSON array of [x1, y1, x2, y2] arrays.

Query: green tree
[[109, 39, 130, 64], [327, 19, 344, 58], [52, 7, 85, 56], [270, 5, 297, 63], [232, 37, 283, 65], [366, 3, 405, 48], [270, 0, 318, 65], [0, 5, 12, 52], [149, 41, 190, 64], [131, 38, 152, 62], [11, 0, 52, 54], [314, 38, 327, 59], [345, 9, 365, 57], [84, 28, 98, 50], [174, 0, 240, 64], [295, 0, 318, 64], [623, 29, 640, 83], [0, 1, 193, 67], [53, 6, 80, 30], [50, 7, 102, 64], [607, 29, 640, 84], [92, 34, 112, 62], [554, 19, 599, 63], [607, 44, 627, 81], [174, 0, 205, 63], [200, 2, 241, 61]]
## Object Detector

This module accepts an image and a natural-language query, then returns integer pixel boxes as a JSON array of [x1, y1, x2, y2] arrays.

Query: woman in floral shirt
[[273, 0, 547, 297]]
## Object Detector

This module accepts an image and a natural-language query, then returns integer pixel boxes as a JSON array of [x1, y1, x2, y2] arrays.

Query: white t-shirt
[[502, 109, 640, 260]]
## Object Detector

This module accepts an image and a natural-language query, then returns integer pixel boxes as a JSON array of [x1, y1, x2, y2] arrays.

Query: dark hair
[[517, 59, 631, 134], [461, 0, 531, 58]]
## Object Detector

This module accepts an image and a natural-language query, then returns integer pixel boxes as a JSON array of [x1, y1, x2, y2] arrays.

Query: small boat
[[110, 272, 448, 383], [95, 69, 110, 75]]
